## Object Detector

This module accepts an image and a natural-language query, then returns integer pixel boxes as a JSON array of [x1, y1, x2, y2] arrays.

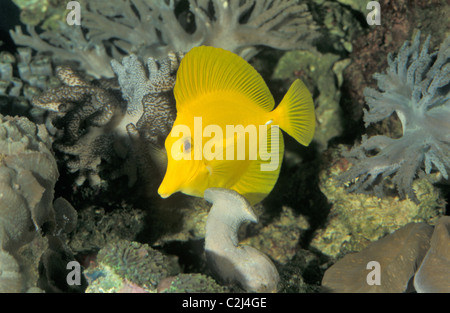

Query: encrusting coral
[[84, 240, 180, 293], [10, 0, 319, 78], [338, 32, 450, 199], [84, 240, 226, 293], [31, 51, 182, 187]]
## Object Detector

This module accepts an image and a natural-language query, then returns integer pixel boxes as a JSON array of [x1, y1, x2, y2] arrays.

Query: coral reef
[[309, 0, 363, 53], [1, 0, 448, 295], [338, 33, 450, 199], [204, 188, 279, 293], [10, 0, 319, 78], [312, 147, 445, 258], [277, 248, 325, 293], [322, 222, 433, 293]]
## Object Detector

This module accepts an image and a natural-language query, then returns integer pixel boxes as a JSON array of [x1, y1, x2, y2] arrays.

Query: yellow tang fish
[[158, 46, 315, 204]]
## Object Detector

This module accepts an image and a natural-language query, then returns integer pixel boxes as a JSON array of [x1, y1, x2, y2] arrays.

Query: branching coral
[[10, 0, 318, 78], [10, 23, 114, 78], [32, 52, 181, 187], [32, 65, 126, 186], [111, 52, 181, 146], [338, 33, 450, 199]]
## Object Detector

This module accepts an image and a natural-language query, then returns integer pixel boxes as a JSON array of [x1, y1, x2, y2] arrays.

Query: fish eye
[[183, 138, 191, 152]]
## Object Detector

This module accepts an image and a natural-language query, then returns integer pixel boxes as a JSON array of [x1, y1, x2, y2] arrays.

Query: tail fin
[[272, 79, 315, 146]]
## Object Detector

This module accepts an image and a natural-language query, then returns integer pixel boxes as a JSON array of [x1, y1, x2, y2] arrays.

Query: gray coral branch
[[10, 0, 318, 78]]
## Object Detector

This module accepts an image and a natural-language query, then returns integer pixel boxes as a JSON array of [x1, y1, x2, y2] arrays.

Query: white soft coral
[[339, 32, 450, 199]]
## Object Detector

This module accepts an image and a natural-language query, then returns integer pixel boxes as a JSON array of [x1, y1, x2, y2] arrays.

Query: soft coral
[[339, 32, 450, 199]]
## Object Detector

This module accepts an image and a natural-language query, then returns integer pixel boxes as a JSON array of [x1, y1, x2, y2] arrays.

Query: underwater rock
[[84, 240, 180, 293], [204, 188, 279, 293], [414, 216, 450, 293], [312, 147, 445, 258], [336, 0, 368, 14], [322, 222, 433, 293]]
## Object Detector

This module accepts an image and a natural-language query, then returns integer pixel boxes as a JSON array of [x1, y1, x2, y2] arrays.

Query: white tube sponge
[[204, 188, 279, 292]]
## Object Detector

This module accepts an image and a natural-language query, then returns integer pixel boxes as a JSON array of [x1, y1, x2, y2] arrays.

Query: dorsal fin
[[174, 46, 275, 112]]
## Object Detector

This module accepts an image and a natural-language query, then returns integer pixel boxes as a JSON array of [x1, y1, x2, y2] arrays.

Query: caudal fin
[[272, 79, 315, 146]]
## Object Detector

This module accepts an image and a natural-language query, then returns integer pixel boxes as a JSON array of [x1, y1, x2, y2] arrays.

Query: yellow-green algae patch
[[311, 147, 445, 258]]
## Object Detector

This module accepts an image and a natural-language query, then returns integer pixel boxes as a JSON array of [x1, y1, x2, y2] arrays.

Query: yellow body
[[158, 46, 315, 204]]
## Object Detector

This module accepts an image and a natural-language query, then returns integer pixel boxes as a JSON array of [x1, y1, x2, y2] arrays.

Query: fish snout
[[158, 184, 174, 199], [158, 175, 182, 199]]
